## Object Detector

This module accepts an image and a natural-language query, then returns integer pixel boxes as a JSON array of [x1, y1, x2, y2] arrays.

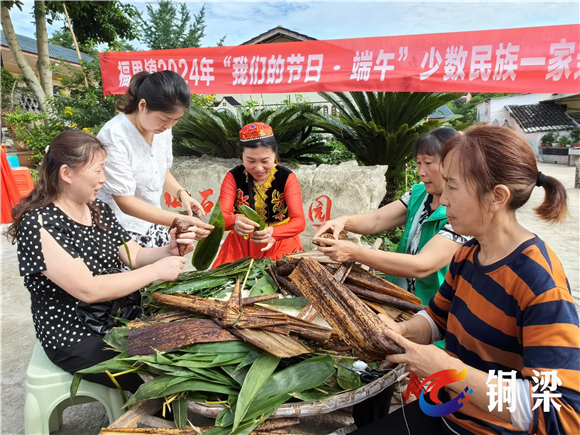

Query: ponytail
[[534, 174, 569, 223], [441, 126, 569, 224], [115, 71, 150, 114], [115, 70, 190, 115]]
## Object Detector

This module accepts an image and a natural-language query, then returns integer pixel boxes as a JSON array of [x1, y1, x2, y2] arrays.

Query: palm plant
[[308, 92, 463, 182], [173, 103, 331, 164]]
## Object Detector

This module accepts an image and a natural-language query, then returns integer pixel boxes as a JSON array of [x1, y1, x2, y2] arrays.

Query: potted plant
[[540, 132, 555, 147], [559, 136, 571, 148], [3, 110, 45, 151], [570, 128, 580, 148]]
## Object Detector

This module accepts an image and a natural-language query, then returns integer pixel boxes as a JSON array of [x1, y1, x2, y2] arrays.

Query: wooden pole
[[62, 3, 89, 87]]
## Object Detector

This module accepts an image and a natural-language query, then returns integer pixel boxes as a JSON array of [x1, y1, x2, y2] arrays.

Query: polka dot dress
[[17, 200, 132, 350]]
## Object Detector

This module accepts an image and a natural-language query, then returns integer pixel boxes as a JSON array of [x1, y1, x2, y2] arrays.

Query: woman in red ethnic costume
[[213, 122, 305, 267]]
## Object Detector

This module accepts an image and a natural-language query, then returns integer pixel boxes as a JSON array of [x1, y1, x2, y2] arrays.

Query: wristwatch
[[176, 188, 192, 201]]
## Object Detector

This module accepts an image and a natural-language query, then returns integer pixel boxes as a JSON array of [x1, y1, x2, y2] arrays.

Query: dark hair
[[7, 130, 108, 243], [240, 135, 279, 210], [115, 70, 191, 114], [441, 125, 568, 223], [240, 135, 278, 155], [413, 127, 458, 157]]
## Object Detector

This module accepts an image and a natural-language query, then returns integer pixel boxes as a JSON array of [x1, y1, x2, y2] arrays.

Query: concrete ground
[[1, 161, 578, 435]]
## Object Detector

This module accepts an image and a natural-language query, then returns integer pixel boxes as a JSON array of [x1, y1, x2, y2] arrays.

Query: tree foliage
[[309, 92, 462, 179], [447, 93, 518, 130], [138, 1, 224, 50], [173, 104, 331, 165], [45, 1, 139, 46]]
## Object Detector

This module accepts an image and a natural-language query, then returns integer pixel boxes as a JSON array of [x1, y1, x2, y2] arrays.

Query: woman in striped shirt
[[356, 126, 580, 435]]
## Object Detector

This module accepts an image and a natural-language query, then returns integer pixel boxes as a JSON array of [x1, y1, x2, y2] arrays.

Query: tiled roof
[[1, 31, 94, 64], [505, 103, 579, 133], [241, 26, 317, 45], [214, 96, 241, 107], [428, 104, 454, 119]]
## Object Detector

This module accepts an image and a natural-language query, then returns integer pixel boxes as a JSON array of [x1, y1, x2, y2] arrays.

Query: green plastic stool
[[24, 342, 125, 435]]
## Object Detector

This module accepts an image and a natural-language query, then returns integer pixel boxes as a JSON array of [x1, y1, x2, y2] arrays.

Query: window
[[331, 105, 337, 116], [323, 106, 328, 115]]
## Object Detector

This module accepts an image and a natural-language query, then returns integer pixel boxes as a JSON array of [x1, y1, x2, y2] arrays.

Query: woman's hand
[[378, 313, 405, 335], [180, 216, 214, 240], [313, 216, 348, 239], [234, 215, 259, 237], [382, 327, 451, 379], [251, 226, 276, 252], [167, 227, 196, 256], [152, 255, 187, 282], [180, 192, 206, 217], [313, 238, 360, 262]]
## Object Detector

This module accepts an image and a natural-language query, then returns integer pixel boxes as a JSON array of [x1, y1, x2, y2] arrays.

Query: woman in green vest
[[313, 128, 471, 307]]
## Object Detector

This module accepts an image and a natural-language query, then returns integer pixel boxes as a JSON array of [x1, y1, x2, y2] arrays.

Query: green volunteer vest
[[385, 183, 449, 348]]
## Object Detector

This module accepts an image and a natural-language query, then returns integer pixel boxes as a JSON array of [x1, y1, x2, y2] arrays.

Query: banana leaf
[[192, 200, 225, 270], [337, 357, 361, 390], [233, 351, 280, 431]]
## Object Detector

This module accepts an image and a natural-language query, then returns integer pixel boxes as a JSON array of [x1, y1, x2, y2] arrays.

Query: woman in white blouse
[[98, 70, 213, 247]]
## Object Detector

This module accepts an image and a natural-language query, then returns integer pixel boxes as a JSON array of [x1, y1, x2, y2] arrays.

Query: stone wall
[[165, 155, 389, 249]]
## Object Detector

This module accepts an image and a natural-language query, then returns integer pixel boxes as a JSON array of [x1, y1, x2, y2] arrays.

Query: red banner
[[100, 24, 580, 95]]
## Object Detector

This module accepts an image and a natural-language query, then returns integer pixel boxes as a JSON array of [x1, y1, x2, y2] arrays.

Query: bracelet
[[176, 188, 191, 201]]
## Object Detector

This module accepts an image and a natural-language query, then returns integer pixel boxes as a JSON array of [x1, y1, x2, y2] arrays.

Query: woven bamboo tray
[[187, 363, 407, 418]]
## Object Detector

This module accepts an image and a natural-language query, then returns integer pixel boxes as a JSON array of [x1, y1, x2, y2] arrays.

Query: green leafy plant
[[1, 67, 20, 109], [309, 91, 461, 202], [559, 135, 571, 147], [570, 128, 580, 145], [540, 132, 556, 144], [173, 104, 332, 165]]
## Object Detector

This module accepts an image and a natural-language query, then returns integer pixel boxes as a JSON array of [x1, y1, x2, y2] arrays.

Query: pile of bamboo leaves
[[71, 327, 363, 434], [73, 257, 421, 433]]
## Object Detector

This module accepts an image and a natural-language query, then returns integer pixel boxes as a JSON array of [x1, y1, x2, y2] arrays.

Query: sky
[[5, 0, 580, 51]]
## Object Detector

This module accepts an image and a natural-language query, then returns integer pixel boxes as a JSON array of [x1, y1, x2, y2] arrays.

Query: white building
[[476, 94, 580, 158]]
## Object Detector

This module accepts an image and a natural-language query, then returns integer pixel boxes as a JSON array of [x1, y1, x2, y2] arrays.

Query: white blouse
[[97, 113, 173, 235]]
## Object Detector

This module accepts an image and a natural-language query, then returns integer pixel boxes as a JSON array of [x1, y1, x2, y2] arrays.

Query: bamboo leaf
[[192, 200, 225, 270], [122, 237, 133, 270], [180, 341, 257, 355], [233, 351, 280, 431], [125, 375, 239, 408], [173, 395, 189, 429], [248, 276, 276, 297], [238, 205, 266, 231], [219, 355, 334, 427], [103, 327, 129, 353], [261, 296, 309, 308]]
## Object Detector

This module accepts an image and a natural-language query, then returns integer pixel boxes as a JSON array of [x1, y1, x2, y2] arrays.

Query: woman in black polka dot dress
[[7, 130, 197, 392]]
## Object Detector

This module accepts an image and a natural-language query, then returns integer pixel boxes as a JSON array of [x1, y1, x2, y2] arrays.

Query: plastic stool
[[12, 167, 34, 198], [7, 155, 20, 168], [24, 342, 125, 435]]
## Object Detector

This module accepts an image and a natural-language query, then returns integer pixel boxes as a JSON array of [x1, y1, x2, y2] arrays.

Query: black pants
[[44, 335, 144, 394], [352, 399, 456, 435]]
